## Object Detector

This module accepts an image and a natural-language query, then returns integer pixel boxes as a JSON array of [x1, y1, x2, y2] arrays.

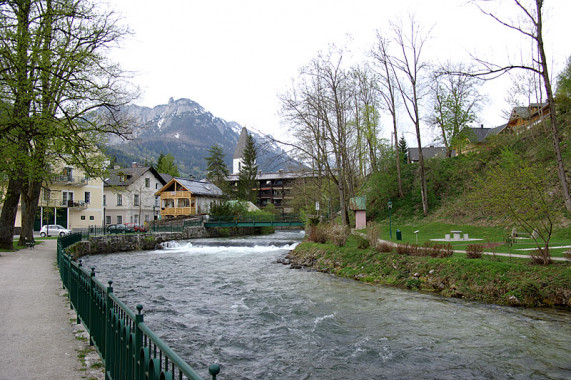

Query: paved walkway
[[0, 240, 87, 379]]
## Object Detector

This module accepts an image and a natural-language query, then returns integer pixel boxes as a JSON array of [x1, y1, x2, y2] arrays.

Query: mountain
[[104, 97, 298, 177]]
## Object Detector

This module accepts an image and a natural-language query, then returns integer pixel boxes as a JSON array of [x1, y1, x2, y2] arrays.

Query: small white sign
[[315, 201, 320, 211]]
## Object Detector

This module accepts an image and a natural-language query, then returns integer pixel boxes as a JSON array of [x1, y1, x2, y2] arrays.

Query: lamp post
[[388, 200, 393, 239]]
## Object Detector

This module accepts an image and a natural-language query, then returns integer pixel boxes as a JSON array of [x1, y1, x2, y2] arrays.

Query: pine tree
[[237, 133, 258, 202], [398, 135, 408, 164], [155, 153, 180, 177], [205, 145, 229, 193]]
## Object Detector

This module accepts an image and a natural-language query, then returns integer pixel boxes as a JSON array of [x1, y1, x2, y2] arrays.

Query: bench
[[24, 239, 35, 249]]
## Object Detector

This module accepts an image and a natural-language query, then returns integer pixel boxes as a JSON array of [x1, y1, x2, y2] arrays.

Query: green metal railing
[[58, 233, 220, 380], [204, 214, 304, 227]]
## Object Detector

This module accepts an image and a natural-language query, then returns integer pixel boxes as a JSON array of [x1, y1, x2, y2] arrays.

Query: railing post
[[89, 267, 96, 346], [105, 280, 114, 379], [209, 364, 221, 380], [134, 304, 144, 380]]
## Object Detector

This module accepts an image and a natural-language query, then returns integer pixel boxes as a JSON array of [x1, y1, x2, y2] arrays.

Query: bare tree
[[279, 46, 357, 225], [430, 62, 484, 156], [389, 17, 431, 216], [471, 0, 571, 213], [370, 32, 404, 197]]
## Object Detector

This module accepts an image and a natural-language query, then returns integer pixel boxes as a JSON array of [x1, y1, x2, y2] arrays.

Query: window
[[81, 216, 86, 220], [145, 178, 150, 188], [117, 215, 122, 224], [156, 183, 159, 189], [103, 195, 106, 206], [84, 191, 91, 204], [116, 194, 122, 206], [154, 196, 160, 207], [89, 216, 94, 220], [43, 189, 51, 202], [134, 194, 140, 207], [64, 167, 73, 181], [144, 214, 149, 222], [62, 191, 73, 206], [106, 216, 111, 225], [134, 214, 139, 224]]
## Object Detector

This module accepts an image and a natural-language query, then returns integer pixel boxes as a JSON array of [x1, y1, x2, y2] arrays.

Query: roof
[[105, 166, 166, 187], [465, 124, 508, 143], [225, 170, 319, 182], [233, 127, 248, 159], [407, 146, 447, 162], [156, 177, 224, 197], [158, 172, 173, 184]]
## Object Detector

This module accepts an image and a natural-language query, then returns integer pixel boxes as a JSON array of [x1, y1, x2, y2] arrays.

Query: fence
[[57, 233, 220, 380]]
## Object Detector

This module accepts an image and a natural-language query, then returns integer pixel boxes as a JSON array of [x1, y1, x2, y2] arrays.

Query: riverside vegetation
[[286, 223, 570, 309]]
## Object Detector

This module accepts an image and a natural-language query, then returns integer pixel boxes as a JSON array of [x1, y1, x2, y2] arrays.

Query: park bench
[[24, 238, 35, 249]]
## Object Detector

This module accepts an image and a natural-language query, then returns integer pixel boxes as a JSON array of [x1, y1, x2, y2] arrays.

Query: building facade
[[155, 178, 223, 218], [104, 165, 166, 226]]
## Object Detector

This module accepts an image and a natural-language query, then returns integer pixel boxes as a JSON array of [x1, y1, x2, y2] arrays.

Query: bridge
[[204, 215, 304, 228]]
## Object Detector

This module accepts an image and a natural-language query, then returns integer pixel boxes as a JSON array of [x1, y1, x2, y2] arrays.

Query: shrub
[[530, 248, 552, 265], [396, 243, 419, 256], [377, 242, 394, 253], [355, 235, 370, 249], [308, 224, 329, 244], [366, 221, 381, 249], [466, 244, 484, 259], [328, 224, 350, 247]]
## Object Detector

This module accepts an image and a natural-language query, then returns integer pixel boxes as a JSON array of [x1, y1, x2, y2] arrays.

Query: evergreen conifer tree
[[398, 136, 408, 164], [205, 145, 229, 193], [237, 133, 258, 202]]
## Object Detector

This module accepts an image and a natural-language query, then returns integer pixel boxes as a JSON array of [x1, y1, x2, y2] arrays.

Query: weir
[[57, 233, 221, 380]]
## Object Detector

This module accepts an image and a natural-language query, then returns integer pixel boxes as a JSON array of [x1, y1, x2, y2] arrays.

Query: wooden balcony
[[161, 206, 197, 217]]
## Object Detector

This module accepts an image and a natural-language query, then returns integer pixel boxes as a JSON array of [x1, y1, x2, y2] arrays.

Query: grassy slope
[[289, 235, 571, 308]]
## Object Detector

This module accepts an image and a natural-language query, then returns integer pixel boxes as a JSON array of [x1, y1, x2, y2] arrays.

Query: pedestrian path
[[0, 240, 89, 379]]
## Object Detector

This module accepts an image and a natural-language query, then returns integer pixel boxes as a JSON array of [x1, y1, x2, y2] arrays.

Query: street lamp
[[388, 200, 393, 239]]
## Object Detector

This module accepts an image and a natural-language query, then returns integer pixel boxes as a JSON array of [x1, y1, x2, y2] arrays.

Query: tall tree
[[237, 132, 258, 203], [371, 33, 404, 197], [471, 0, 571, 213], [279, 46, 356, 225], [390, 16, 431, 216], [0, 0, 135, 249], [205, 145, 229, 193], [155, 153, 180, 177], [431, 62, 483, 156]]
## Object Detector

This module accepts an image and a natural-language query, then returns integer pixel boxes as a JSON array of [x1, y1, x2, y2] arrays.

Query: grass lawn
[[364, 221, 571, 258]]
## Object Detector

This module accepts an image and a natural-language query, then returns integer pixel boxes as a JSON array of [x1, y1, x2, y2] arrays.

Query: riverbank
[[286, 236, 571, 309]]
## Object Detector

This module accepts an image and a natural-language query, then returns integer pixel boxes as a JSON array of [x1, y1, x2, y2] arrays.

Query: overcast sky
[[109, 0, 570, 145]]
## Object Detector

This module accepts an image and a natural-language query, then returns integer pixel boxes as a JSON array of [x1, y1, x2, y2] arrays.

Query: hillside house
[[155, 178, 223, 218], [506, 102, 550, 132], [407, 146, 450, 163], [104, 164, 166, 226]]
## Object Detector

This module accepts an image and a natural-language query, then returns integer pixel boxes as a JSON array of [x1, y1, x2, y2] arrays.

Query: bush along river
[[81, 231, 571, 380]]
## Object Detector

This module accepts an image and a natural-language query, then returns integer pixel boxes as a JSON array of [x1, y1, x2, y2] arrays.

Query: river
[[81, 230, 571, 380]]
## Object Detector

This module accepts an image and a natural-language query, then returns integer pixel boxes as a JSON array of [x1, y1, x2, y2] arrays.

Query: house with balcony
[[33, 165, 105, 230], [103, 164, 167, 226], [155, 178, 223, 218]]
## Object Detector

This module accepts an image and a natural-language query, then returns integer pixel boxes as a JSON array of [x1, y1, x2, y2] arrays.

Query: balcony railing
[[39, 199, 88, 209], [51, 175, 89, 186], [161, 206, 196, 216]]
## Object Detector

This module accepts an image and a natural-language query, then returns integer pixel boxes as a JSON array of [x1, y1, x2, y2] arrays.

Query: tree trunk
[[18, 180, 42, 246], [393, 121, 404, 198], [535, 0, 571, 213], [0, 179, 24, 250]]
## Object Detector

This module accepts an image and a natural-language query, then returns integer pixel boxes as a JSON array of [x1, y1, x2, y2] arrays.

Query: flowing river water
[[81, 231, 571, 379]]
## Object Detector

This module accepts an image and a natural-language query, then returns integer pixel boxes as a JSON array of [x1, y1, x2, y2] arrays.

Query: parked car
[[40, 224, 72, 237], [125, 223, 147, 232], [106, 223, 135, 234]]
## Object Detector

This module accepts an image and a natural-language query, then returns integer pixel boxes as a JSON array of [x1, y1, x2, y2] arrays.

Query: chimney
[[132, 162, 138, 168], [481, 124, 484, 129]]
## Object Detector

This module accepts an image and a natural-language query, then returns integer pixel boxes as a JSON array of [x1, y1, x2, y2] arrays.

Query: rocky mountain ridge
[[105, 97, 295, 176]]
